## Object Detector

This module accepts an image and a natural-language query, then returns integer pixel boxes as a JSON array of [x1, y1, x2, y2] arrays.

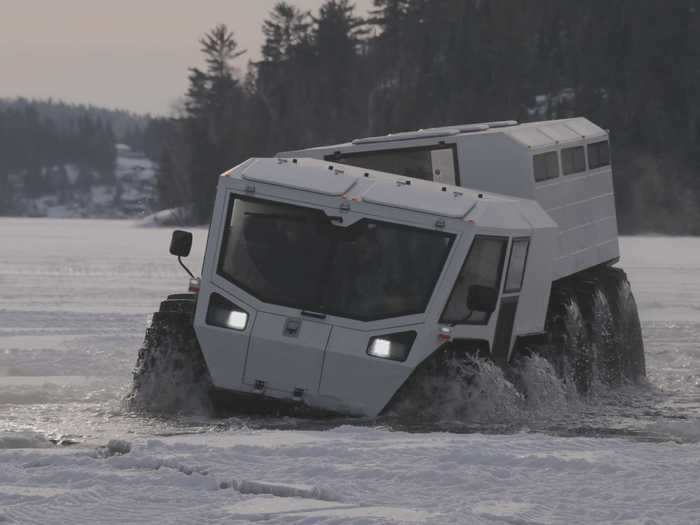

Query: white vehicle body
[[192, 118, 617, 417]]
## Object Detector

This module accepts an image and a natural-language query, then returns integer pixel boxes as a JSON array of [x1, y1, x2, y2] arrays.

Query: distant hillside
[[0, 97, 149, 146], [0, 98, 159, 218]]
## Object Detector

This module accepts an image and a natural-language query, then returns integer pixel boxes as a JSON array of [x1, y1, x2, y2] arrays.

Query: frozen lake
[[1, 218, 699, 524]]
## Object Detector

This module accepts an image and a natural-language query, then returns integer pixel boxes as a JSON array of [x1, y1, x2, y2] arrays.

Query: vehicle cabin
[[279, 118, 617, 281]]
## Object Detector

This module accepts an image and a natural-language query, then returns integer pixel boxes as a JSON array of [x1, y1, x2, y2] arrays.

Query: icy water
[[1, 218, 698, 443], [1, 218, 700, 524]]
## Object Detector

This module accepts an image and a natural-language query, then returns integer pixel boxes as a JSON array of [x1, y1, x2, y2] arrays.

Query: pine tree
[[185, 24, 247, 222]]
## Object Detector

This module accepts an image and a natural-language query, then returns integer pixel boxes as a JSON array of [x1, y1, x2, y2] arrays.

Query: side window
[[503, 238, 530, 293], [533, 151, 559, 182], [587, 141, 610, 169], [441, 236, 507, 325], [327, 146, 458, 184], [561, 146, 586, 175]]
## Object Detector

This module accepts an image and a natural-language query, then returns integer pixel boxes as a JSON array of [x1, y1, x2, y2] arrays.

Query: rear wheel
[[541, 265, 645, 391], [545, 285, 594, 393], [600, 267, 646, 382], [125, 295, 212, 413]]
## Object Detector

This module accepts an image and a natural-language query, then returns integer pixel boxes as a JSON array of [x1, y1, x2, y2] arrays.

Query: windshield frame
[[216, 194, 457, 322]]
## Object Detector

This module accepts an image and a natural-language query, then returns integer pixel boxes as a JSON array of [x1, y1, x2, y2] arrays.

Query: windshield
[[218, 196, 454, 321]]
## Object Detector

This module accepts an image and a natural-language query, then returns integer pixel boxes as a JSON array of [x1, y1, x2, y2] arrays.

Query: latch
[[283, 318, 302, 338]]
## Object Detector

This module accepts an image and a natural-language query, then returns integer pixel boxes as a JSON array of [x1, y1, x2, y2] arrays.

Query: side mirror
[[467, 285, 498, 314], [170, 230, 192, 257]]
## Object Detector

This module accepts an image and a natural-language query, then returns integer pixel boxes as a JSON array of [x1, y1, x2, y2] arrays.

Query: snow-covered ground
[[1, 219, 699, 524]]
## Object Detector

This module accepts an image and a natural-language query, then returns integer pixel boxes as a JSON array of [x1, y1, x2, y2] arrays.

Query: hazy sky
[[0, 0, 373, 115]]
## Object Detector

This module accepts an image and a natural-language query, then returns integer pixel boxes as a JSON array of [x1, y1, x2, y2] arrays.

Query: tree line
[[150, 0, 700, 233], [0, 99, 157, 215], [3, 2, 698, 233]]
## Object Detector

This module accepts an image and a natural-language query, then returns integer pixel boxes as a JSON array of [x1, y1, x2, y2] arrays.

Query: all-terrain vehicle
[[128, 118, 645, 417]]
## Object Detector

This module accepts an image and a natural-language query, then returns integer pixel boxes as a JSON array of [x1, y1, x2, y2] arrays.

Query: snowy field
[[1, 218, 699, 524]]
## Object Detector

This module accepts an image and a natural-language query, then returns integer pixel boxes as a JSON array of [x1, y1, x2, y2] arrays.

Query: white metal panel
[[510, 222, 557, 340], [505, 127, 557, 149], [243, 312, 330, 394], [362, 183, 477, 218], [431, 148, 457, 185], [454, 133, 534, 199], [565, 118, 607, 139], [540, 123, 582, 144], [242, 159, 357, 196], [319, 327, 416, 416]]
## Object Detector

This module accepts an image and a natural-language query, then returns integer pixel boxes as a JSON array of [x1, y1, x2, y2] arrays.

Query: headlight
[[206, 293, 248, 331], [367, 331, 417, 362]]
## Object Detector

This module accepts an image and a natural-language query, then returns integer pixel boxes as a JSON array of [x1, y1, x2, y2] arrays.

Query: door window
[[503, 238, 530, 293], [440, 236, 507, 325]]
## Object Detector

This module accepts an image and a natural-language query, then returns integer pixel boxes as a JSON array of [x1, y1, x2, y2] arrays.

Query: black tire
[[381, 341, 486, 419], [574, 275, 623, 387], [544, 266, 646, 391], [606, 268, 646, 383], [124, 296, 212, 414], [590, 286, 623, 385], [545, 285, 594, 393]]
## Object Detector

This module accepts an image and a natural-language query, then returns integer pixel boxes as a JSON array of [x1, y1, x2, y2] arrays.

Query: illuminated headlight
[[206, 293, 248, 331], [366, 331, 417, 362]]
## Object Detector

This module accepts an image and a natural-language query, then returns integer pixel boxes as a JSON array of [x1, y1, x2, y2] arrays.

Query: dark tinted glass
[[218, 196, 454, 321], [561, 146, 586, 175], [533, 151, 559, 182], [333, 149, 433, 180], [441, 236, 507, 324], [504, 238, 530, 293], [587, 141, 610, 169]]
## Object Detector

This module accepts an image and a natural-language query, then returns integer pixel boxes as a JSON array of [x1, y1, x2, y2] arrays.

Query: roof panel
[[363, 183, 477, 218], [565, 118, 607, 139], [504, 127, 557, 149], [242, 159, 357, 196], [539, 123, 582, 143]]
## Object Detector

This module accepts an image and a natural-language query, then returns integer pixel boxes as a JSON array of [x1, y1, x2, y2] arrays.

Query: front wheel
[[124, 295, 212, 414]]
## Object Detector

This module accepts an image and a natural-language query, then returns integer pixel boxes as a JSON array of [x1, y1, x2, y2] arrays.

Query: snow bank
[[0, 431, 52, 449], [1, 429, 699, 524]]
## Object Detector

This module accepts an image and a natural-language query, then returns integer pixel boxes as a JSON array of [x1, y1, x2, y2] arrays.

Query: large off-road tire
[[545, 285, 594, 393], [124, 294, 213, 414], [598, 267, 646, 382], [381, 341, 486, 419], [542, 265, 645, 391]]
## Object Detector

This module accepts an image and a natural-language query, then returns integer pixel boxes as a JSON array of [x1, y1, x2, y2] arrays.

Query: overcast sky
[[0, 0, 373, 115]]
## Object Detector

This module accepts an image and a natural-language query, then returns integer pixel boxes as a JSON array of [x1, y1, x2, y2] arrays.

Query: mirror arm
[[178, 256, 195, 279]]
